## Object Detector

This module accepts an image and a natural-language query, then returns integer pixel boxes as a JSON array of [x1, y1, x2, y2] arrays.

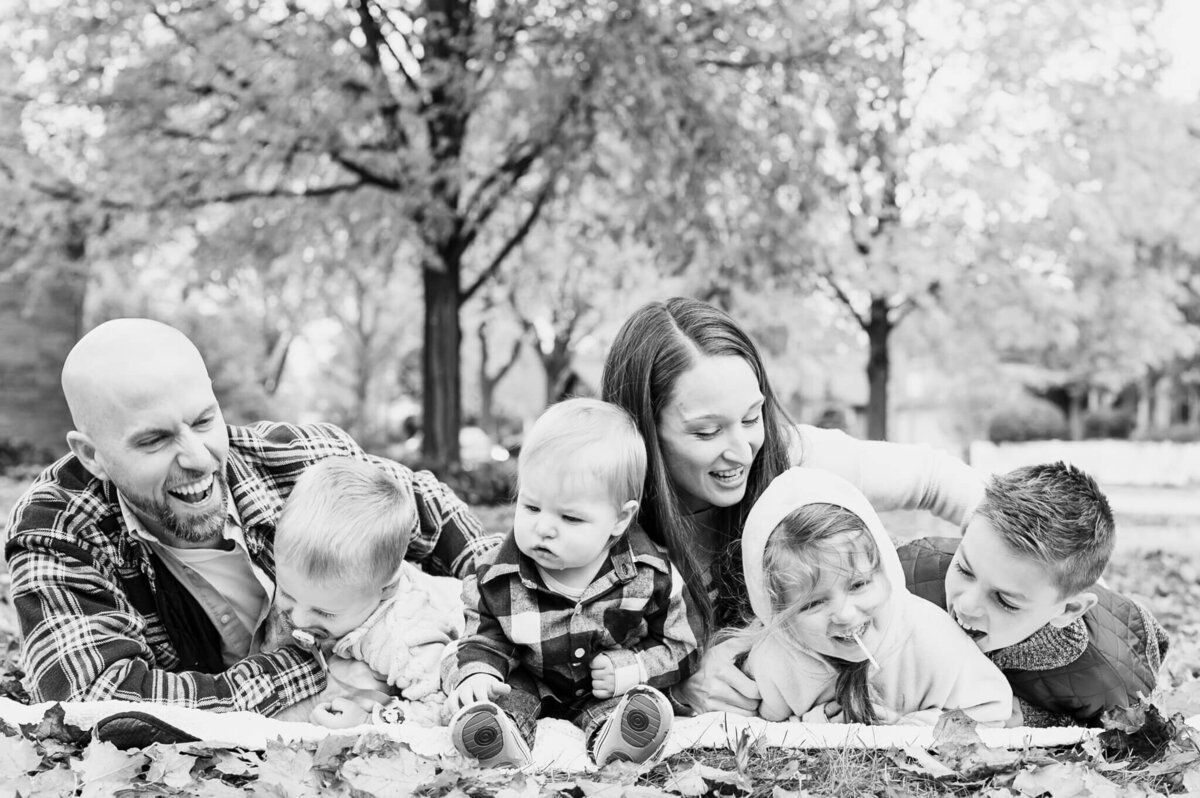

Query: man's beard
[[123, 471, 230, 545]]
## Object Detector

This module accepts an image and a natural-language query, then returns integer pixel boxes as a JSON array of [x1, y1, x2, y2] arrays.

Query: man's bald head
[[61, 318, 230, 547], [63, 319, 211, 437]]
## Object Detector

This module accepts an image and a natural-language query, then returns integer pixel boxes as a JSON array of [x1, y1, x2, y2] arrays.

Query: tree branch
[[460, 176, 556, 303], [821, 273, 869, 331]]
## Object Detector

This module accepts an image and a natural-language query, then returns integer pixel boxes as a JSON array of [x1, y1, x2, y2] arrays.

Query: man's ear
[[1049, 591, 1098, 628], [67, 431, 109, 481], [612, 500, 639, 539]]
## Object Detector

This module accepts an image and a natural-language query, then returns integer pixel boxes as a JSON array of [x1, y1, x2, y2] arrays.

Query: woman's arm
[[791, 425, 984, 526]]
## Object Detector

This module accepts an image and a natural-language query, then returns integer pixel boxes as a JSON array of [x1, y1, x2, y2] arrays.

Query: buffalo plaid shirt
[[450, 525, 698, 706], [4, 421, 496, 714]]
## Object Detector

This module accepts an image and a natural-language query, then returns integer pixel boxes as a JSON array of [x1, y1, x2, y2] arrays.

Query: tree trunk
[[1135, 371, 1153, 436], [1153, 374, 1174, 430], [0, 220, 87, 455], [865, 296, 891, 441], [422, 255, 462, 467], [1067, 388, 1086, 441]]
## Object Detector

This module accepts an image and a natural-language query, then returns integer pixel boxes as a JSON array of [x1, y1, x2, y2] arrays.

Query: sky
[[1156, 0, 1200, 101]]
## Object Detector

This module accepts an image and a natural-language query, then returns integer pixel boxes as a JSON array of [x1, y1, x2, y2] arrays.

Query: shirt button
[[574, 648, 585, 658], [220, 614, 231, 624]]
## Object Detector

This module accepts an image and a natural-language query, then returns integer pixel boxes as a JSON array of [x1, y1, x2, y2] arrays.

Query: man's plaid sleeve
[[8, 534, 325, 714], [372, 459, 500, 578]]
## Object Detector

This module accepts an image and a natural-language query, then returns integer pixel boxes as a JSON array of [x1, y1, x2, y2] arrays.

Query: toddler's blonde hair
[[275, 457, 413, 588], [519, 397, 647, 508]]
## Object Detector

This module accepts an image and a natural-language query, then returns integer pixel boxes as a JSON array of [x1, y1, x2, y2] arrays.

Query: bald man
[[5, 318, 494, 714]]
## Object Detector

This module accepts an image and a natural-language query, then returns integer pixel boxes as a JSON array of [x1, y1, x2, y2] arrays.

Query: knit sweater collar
[[987, 618, 1088, 671]]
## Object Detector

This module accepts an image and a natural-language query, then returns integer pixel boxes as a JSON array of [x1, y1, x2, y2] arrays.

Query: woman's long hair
[[600, 297, 792, 640], [761, 503, 882, 724]]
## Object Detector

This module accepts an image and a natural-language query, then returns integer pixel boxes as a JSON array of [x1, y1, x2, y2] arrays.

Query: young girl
[[742, 468, 1013, 725]]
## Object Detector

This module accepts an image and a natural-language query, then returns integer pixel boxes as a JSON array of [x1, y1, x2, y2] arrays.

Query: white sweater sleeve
[[790, 425, 984, 527]]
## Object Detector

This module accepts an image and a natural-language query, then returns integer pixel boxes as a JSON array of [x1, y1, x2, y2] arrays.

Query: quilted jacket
[[897, 537, 1169, 726]]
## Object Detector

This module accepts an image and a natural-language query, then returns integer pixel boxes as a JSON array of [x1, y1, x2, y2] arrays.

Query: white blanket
[[0, 696, 1138, 772]]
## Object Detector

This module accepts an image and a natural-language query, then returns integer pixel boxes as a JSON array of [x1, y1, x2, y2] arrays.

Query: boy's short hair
[[275, 457, 414, 588], [977, 461, 1114, 597], [519, 398, 647, 507]]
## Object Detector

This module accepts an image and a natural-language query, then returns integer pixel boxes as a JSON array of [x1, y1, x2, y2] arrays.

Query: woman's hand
[[673, 637, 760, 715]]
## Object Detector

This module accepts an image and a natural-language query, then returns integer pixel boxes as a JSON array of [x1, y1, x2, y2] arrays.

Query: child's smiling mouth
[[951, 610, 987, 640], [829, 621, 870, 644]]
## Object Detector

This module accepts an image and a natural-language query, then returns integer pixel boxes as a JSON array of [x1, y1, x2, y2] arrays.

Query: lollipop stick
[[852, 630, 879, 671]]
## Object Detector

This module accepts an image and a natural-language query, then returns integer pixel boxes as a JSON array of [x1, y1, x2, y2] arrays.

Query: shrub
[[0, 439, 56, 477], [1082, 408, 1136, 440], [398, 457, 517, 507], [987, 401, 1068, 443], [1134, 424, 1200, 443]]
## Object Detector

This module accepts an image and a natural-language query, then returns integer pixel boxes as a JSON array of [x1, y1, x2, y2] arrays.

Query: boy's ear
[[1048, 591, 1098, 628], [67, 431, 109, 481], [612, 500, 639, 538]]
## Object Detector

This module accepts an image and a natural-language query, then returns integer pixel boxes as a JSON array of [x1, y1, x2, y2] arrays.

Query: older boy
[[898, 462, 1169, 727], [445, 399, 698, 768]]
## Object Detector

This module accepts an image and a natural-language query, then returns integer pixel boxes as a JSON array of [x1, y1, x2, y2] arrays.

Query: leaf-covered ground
[[1, 480, 1199, 797]]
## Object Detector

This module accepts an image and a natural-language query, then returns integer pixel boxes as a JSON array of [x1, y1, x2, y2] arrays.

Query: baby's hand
[[590, 654, 616, 699], [449, 674, 510, 712], [310, 697, 372, 729]]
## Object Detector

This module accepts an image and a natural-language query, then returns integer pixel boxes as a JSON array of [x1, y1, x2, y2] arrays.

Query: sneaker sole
[[458, 708, 505, 761], [620, 693, 664, 750]]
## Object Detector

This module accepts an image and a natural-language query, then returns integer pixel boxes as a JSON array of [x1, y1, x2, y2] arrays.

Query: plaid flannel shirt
[[4, 421, 496, 714], [451, 525, 699, 705]]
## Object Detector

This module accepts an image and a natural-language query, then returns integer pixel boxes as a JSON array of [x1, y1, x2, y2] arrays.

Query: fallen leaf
[[663, 763, 708, 796], [933, 709, 984, 748], [575, 779, 627, 798], [312, 733, 357, 768], [624, 786, 677, 798], [1156, 678, 1200, 718], [72, 738, 146, 798], [0, 733, 41, 775], [890, 746, 956, 778], [212, 749, 260, 777], [1099, 703, 1178, 761], [256, 739, 320, 797], [339, 750, 437, 798], [494, 772, 544, 798], [1012, 762, 1125, 798], [190, 779, 252, 797], [26, 765, 77, 797], [19, 703, 89, 745], [144, 745, 198, 789]]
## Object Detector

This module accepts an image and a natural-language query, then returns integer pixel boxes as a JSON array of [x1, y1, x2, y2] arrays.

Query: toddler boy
[[445, 398, 698, 768], [898, 462, 1169, 727], [269, 457, 463, 727]]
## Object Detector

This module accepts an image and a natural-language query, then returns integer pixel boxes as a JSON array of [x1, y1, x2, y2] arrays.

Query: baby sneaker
[[591, 685, 673, 767], [449, 701, 533, 769]]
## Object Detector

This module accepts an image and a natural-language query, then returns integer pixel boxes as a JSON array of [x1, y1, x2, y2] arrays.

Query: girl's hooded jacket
[[742, 467, 1013, 726]]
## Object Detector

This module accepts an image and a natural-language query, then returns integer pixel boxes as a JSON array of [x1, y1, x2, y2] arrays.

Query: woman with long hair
[[601, 297, 982, 714]]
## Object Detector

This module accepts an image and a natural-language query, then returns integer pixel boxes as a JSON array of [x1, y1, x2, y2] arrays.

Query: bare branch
[[461, 177, 555, 303], [821, 273, 869, 331]]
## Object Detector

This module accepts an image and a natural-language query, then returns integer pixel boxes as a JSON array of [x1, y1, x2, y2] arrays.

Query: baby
[[268, 457, 463, 726], [444, 398, 698, 768]]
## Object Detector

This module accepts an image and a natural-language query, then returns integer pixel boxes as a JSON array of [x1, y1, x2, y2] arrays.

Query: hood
[[742, 467, 904, 623]]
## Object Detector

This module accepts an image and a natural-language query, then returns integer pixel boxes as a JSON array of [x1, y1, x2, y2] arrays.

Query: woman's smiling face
[[658, 355, 766, 512]]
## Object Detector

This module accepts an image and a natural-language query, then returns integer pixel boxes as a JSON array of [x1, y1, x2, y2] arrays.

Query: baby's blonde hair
[[274, 457, 413, 588], [519, 398, 646, 507]]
